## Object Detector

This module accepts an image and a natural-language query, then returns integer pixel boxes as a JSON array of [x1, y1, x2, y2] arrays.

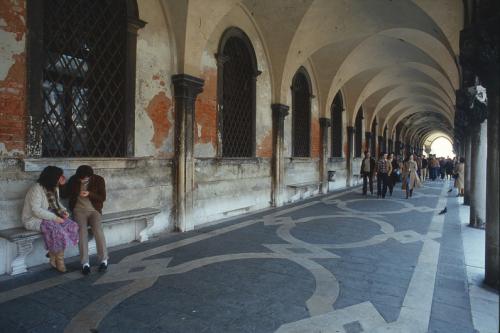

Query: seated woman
[[22, 166, 79, 272]]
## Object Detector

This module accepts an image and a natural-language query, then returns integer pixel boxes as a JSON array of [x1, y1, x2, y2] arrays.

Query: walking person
[[376, 152, 389, 198], [454, 157, 465, 196], [387, 153, 395, 196], [421, 155, 428, 182], [360, 151, 376, 195], [22, 166, 79, 272], [402, 155, 421, 199], [63, 165, 108, 275]]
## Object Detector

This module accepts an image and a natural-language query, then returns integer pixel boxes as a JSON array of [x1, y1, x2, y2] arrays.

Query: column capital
[[271, 103, 290, 119], [172, 74, 204, 100], [319, 118, 331, 128]]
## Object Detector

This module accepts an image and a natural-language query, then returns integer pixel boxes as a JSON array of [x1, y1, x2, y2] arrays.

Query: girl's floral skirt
[[40, 219, 79, 253]]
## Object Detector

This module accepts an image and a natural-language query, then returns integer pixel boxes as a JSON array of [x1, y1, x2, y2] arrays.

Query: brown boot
[[49, 252, 57, 269], [55, 252, 66, 273]]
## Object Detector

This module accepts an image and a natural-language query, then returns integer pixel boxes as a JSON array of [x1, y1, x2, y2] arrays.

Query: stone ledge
[[22, 157, 172, 172]]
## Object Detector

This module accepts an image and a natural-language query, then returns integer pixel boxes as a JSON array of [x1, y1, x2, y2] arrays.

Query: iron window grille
[[354, 108, 363, 158], [291, 69, 312, 157], [27, 0, 143, 158], [217, 28, 258, 158], [331, 92, 343, 157]]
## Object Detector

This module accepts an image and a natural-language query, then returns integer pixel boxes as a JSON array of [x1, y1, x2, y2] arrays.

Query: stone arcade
[[0, 1, 498, 331]]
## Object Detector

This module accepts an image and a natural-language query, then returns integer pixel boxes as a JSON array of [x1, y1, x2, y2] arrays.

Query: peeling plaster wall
[[135, 0, 175, 158], [0, 0, 26, 156], [190, 6, 274, 228], [0, 1, 176, 274]]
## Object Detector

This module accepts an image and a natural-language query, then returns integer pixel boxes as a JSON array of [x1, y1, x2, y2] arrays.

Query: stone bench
[[287, 181, 321, 202], [0, 207, 160, 275]]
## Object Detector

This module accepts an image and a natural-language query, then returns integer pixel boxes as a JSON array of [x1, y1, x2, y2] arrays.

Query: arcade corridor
[[0, 182, 497, 332]]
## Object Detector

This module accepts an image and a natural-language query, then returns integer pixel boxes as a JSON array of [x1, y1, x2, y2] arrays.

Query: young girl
[[22, 166, 79, 272]]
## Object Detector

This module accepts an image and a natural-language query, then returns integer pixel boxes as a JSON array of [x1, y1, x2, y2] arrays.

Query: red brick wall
[[0, 0, 26, 155]]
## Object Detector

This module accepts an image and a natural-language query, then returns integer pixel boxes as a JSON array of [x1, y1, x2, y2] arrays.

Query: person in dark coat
[[62, 165, 108, 275], [360, 151, 376, 195]]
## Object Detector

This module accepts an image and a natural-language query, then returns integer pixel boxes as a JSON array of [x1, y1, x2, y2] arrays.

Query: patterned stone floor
[[0, 181, 493, 332]]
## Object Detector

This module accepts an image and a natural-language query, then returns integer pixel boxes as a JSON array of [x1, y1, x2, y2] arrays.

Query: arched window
[[28, 0, 143, 157], [370, 118, 377, 156], [354, 108, 363, 157], [217, 28, 258, 157], [331, 92, 343, 157], [291, 68, 312, 157]]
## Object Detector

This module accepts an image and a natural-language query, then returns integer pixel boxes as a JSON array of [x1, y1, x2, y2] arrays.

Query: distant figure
[[360, 151, 376, 195], [387, 153, 395, 196], [63, 165, 108, 275], [22, 166, 79, 272], [402, 155, 421, 199], [376, 152, 389, 198], [421, 156, 428, 181], [454, 157, 465, 197]]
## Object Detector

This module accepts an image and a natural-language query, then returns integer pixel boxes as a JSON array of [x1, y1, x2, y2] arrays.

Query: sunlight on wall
[[430, 137, 455, 158]]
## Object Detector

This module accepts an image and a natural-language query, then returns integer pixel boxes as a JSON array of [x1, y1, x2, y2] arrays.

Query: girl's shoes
[[55, 251, 66, 273]]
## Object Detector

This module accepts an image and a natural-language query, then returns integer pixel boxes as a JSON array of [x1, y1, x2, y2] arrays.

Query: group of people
[[361, 151, 465, 199], [22, 165, 108, 275]]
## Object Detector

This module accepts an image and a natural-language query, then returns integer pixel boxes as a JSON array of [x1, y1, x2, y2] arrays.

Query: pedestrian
[[360, 151, 376, 195], [22, 166, 79, 272], [387, 153, 395, 196], [439, 157, 446, 180], [445, 157, 454, 180], [454, 157, 465, 196], [421, 155, 428, 181], [62, 165, 109, 275], [376, 152, 389, 198], [402, 155, 421, 199]]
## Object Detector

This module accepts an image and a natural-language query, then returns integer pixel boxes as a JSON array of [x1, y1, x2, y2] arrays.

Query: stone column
[[388, 139, 393, 154], [485, 74, 499, 288], [395, 140, 401, 156], [347, 126, 355, 186], [172, 74, 204, 232], [319, 118, 331, 194], [271, 104, 289, 206], [464, 132, 472, 205], [377, 135, 384, 156], [365, 132, 372, 154], [469, 123, 481, 226]]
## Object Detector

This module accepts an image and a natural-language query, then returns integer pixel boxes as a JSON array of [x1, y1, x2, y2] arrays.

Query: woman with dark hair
[[63, 165, 108, 275], [22, 166, 79, 272]]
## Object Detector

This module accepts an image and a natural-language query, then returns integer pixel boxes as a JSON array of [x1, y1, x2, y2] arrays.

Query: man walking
[[377, 152, 389, 198], [360, 151, 376, 195]]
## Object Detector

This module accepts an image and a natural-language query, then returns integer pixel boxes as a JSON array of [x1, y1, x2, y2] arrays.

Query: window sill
[[328, 157, 345, 163], [195, 157, 271, 166], [22, 156, 171, 172]]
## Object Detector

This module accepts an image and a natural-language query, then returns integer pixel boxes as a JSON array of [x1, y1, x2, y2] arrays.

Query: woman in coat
[[22, 166, 79, 272], [402, 154, 421, 199], [454, 157, 465, 196]]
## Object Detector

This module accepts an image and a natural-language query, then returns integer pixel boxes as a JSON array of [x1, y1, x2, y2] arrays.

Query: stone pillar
[[271, 104, 289, 206], [469, 124, 481, 226], [464, 132, 472, 205], [172, 74, 204, 232], [377, 135, 384, 156], [388, 139, 393, 154], [485, 75, 499, 288], [395, 140, 401, 156], [319, 118, 331, 194], [347, 126, 355, 186], [365, 132, 372, 154]]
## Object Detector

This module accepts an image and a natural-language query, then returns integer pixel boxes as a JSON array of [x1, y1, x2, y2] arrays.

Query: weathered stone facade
[[2, 0, 496, 281]]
